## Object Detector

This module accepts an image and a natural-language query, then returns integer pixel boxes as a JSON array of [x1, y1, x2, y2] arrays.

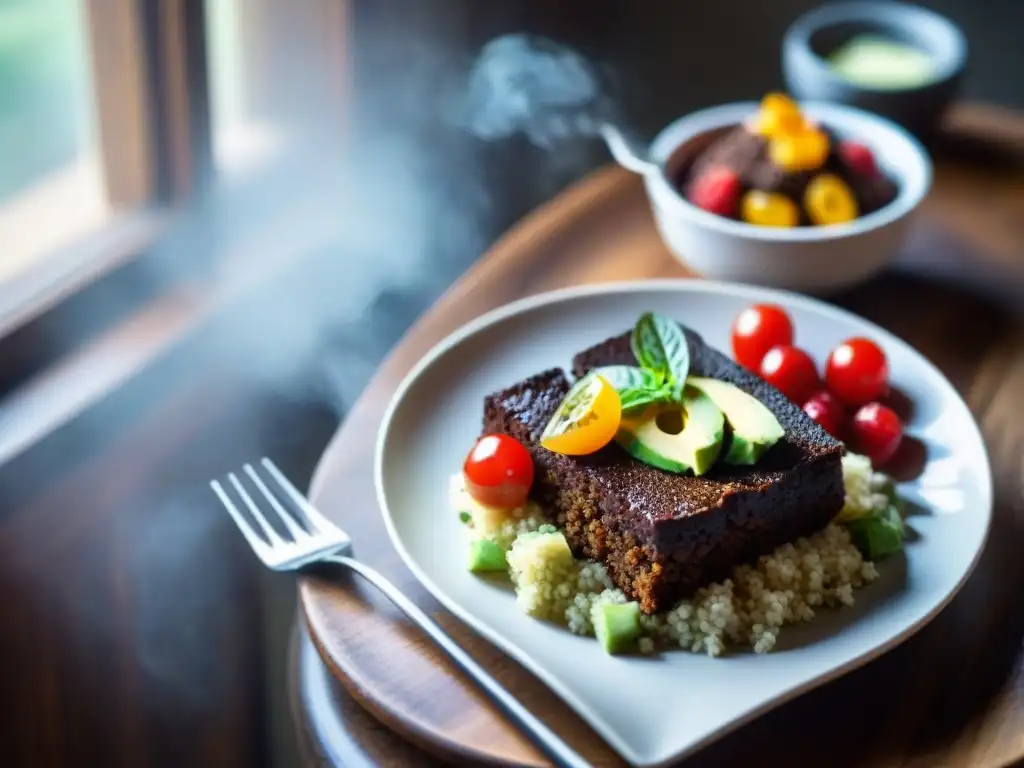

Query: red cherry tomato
[[802, 390, 848, 439], [825, 337, 890, 407], [463, 434, 534, 508], [759, 345, 821, 404], [850, 402, 903, 466], [731, 304, 795, 371]]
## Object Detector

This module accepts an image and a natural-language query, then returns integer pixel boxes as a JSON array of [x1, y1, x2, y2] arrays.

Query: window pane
[[0, 0, 94, 199], [0, 0, 108, 312], [205, 0, 285, 175]]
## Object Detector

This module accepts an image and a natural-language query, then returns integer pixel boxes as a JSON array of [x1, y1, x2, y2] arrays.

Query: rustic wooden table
[[293, 104, 1024, 768]]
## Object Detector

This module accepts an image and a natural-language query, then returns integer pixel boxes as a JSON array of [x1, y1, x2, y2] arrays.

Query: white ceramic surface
[[642, 102, 932, 294], [375, 280, 990, 768]]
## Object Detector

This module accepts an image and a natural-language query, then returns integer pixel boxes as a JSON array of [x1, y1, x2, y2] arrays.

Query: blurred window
[[206, 0, 281, 175], [0, 0, 346, 340], [0, 0, 204, 338], [0, 0, 107, 293], [205, 0, 343, 176]]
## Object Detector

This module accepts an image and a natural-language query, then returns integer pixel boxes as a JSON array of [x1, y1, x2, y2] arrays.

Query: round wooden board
[[298, 103, 1024, 768]]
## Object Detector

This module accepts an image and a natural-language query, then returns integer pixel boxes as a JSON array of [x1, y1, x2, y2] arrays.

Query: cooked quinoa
[[837, 452, 893, 522], [450, 474, 548, 549], [638, 523, 878, 655], [453, 453, 893, 657]]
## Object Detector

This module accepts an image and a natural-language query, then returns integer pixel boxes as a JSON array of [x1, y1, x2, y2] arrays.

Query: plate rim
[[373, 277, 994, 767]]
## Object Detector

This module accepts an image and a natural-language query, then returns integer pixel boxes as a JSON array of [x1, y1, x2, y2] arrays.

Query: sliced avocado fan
[[687, 376, 785, 465], [615, 387, 725, 475]]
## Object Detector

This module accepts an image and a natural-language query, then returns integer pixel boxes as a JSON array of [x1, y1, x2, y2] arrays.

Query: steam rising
[[270, 33, 614, 414], [459, 34, 611, 148], [41, 32, 616, 711]]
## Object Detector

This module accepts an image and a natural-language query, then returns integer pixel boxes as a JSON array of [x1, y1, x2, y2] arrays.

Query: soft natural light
[[0, 0, 108, 308], [0, 0, 94, 200], [0, 155, 107, 284], [206, 0, 285, 176]]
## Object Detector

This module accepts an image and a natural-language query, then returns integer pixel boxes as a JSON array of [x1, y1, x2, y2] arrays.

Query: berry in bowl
[[616, 93, 931, 294], [683, 93, 899, 229]]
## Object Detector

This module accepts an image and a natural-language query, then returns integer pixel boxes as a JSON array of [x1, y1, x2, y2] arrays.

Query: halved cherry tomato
[[825, 337, 889, 406], [463, 434, 534, 508], [541, 373, 621, 456], [802, 390, 848, 439], [731, 304, 795, 371], [850, 402, 903, 466], [759, 345, 821, 405]]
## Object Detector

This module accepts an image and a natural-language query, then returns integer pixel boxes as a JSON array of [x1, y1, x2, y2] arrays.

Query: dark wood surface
[[297, 104, 1024, 767], [0, 333, 335, 767]]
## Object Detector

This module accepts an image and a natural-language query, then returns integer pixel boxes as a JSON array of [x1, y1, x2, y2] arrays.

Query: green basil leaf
[[593, 365, 663, 392], [630, 312, 690, 399], [618, 386, 673, 414]]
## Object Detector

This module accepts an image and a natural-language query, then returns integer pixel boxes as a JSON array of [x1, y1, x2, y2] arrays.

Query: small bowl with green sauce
[[783, 1, 966, 137]]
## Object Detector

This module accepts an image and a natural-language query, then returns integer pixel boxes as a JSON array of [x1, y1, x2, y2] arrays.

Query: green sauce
[[828, 35, 937, 90]]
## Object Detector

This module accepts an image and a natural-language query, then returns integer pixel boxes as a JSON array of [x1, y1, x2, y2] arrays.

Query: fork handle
[[322, 554, 594, 768]]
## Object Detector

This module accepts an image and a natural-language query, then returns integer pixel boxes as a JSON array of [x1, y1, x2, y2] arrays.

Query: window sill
[[0, 149, 174, 341], [0, 206, 171, 340], [0, 135, 341, 466]]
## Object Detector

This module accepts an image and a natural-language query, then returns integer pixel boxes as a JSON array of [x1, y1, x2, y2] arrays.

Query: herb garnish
[[595, 311, 692, 412]]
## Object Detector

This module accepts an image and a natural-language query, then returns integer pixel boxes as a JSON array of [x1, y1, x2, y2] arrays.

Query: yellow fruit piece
[[754, 110, 806, 138], [741, 190, 800, 228], [768, 127, 830, 172], [541, 374, 622, 456], [760, 92, 801, 119], [804, 173, 859, 225], [753, 92, 805, 138]]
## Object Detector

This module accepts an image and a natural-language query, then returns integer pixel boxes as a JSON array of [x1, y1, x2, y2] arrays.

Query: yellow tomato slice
[[540, 374, 622, 456], [740, 190, 800, 228], [768, 127, 830, 172], [752, 110, 804, 138], [752, 92, 804, 138], [760, 92, 800, 116], [804, 173, 859, 225]]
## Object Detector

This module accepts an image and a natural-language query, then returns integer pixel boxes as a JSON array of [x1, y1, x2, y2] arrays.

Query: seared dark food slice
[[483, 326, 845, 614]]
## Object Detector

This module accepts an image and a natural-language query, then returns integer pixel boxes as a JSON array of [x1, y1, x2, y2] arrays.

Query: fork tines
[[210, 458, 333, 556]]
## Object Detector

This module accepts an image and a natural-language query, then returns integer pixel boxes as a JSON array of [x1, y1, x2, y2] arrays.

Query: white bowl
[[642, 101, 932, 294]]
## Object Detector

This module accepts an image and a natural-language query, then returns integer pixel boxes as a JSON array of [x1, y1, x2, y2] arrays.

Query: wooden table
[[294, 104, 1024, 767]]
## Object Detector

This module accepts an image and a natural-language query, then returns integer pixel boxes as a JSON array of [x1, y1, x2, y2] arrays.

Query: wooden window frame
[[0, 0, 212, 341], [86, 0, 214, 206], [0, 0, 352, 467]]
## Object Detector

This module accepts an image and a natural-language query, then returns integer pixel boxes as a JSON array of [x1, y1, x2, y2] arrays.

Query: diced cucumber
[[468, 538, 508, 573], [846, 514, 903, 560], [592, 601, 641, 655]]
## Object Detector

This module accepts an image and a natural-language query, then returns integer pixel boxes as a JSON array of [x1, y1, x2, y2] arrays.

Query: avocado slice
[[592, 601, 641, 655], [687, 376, 785, 465], [616, 389, 725, 475], [467, 539, 508, 573]]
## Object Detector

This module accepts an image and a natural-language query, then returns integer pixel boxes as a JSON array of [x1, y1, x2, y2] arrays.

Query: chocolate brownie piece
[[482, 327, 845, 614]]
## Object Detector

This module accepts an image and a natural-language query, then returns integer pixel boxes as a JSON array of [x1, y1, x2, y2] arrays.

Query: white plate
[[375, 279, 992, 767]]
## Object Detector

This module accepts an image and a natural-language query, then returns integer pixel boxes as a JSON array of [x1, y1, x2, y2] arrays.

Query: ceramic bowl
[[782, 1, 967, 137], [641, 101, 931, 295]]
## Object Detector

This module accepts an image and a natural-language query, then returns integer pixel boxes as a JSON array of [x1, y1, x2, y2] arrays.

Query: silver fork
[[211, 458, 592, 768]]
